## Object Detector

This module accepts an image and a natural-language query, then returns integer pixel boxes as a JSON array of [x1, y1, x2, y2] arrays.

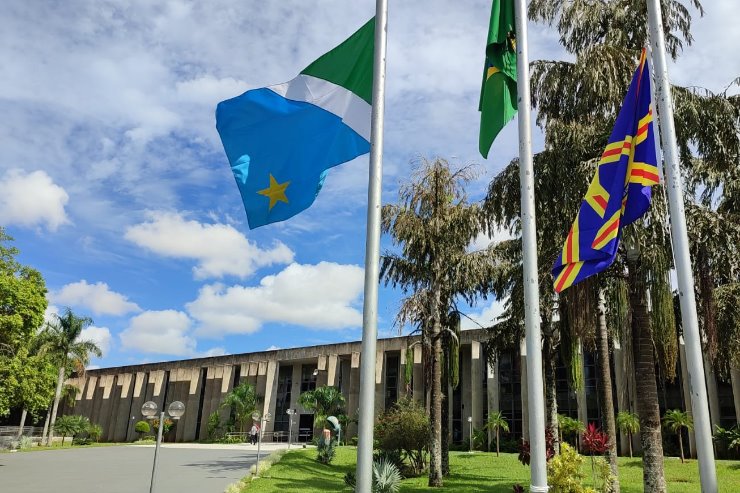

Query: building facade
[[61, 329, 740, 457]]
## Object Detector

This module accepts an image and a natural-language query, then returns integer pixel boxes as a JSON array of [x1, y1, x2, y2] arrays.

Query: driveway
[[0, 443, 286, 493]]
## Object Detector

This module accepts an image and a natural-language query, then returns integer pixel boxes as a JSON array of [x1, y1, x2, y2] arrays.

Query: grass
[[238, 446, 740, 492], [1, 441, 127, 453]]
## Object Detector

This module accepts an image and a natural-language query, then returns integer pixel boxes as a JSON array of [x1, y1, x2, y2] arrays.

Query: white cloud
[[80, 325, 112, 356], [468, 227, 514, 252], [0, 169, 69, 231], [187, 261, 365, 338], [50, 280, 140, 316], [265, 345, 281, 351], [200, 347, 227, 357], [44, 304, 60, 326], [125, 212, 294, 279], [120, 310, 196, 356], [461, 297, 508, 331]]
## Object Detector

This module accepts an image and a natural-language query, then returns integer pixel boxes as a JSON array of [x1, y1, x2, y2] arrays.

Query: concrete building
[[60, 329, 739, 456]]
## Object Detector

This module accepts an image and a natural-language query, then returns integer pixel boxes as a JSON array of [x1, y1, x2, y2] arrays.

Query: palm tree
[[298, 386, 345, 432], [38, 308, 101, 446], [381, 157, 498, 487], [221, 382, 260, 433], [557, 414, 585, 452], [616, 411, 640, 458], [484, 411, 509, 457], [662, 409, 694, 463]]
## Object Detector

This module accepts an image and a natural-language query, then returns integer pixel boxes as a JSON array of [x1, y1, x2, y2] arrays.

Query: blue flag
[[552, 50, 659, 292], [216, 20, 374, 229]]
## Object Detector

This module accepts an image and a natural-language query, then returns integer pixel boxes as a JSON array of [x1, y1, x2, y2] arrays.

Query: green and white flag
[[478, 0, 517, 158]]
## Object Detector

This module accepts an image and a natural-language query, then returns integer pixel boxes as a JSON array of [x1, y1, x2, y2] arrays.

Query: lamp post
[[141, 400, 185, 493], [286, 409, 295, 449], [252, 411, 272, 477], [468, 417, 473, 453]]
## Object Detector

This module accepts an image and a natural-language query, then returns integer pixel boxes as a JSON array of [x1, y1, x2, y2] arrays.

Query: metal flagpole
[[355, 1, 389, 492], [645, 1, 718, 491], [513, 1, 548, 492]]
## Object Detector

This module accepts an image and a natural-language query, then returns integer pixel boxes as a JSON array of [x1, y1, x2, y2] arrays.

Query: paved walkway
[[0, 443, 289, 493]]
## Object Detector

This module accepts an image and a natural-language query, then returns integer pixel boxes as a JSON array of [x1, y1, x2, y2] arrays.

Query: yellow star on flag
[[257, 174, 290, 211]]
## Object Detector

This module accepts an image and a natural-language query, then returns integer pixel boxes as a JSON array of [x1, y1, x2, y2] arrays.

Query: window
[[273, 366, 293, 433], [385, 353, 399, 409], [498, 350, 523, 439], [301, 364, 317, 393]]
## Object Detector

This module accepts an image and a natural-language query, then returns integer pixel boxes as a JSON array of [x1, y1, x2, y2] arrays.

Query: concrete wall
[[62, 328, 737, 450]]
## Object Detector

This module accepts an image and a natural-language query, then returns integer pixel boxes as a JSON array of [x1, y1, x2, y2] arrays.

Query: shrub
[[344, 458, 402, 493], [316, 436, 336, 464], [350, 436, 358, 446], [374, 398, 429, 475], [582, 423, 609, 455], [18, 436, 34, 450], [518, 427, 555, 466], [54, 415, 90, 446], [373, 449, 404, 473], [87, 423, 103, 442], [547, 443, 596, 493], [151, 417, 174, 435], [207, 411, 223, 441], [373, 458, 402, 493], [135, 420, 150, 438]]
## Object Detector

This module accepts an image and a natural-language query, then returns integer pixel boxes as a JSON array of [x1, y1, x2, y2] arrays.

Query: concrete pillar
[[317, 355, 329, 387], [348, 352, 361, 438], [326, 354, 339, 387], [112, 373, 133, 442], [679, 337, 697, 458], [412, 344, 424, 404], [520, 339, 529, 441], [180, 368, 201, 441], [262, 360, 279, 433], [97, 374, 116, 440], [400, 342, 410, 397], [127, 372, 147, 441], [731, 367, 740, 424], [471, 341, 484, 432]]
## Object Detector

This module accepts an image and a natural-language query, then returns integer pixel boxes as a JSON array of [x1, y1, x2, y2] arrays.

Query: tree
[[557, 415, 585, 452], [37, 308, 101, 445], [484, 411, 509, 457], [375, 398, 430, 475], [0, 229, 51, 417], [135, 420, 151, 439], [298, 386, 345, 431], [53, 415, 89, 446], [381, 158, 498, 487], [616, 411, 640, 458], [220, 382, 260, 433], [662, 409, 694, 463]]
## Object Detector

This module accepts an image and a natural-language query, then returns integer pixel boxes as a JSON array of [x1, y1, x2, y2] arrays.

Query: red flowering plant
[[582, 422, 609, 455], [518, 427, 556, 466], [582, 422, 609, 485]]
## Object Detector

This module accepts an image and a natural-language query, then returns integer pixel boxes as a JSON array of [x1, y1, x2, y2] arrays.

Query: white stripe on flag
[[268, 74, 371, 142]]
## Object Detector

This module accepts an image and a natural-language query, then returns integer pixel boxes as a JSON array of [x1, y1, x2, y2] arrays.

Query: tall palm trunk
[[41, 404, 52, 445], [428, 283, 444, 487], [597, 291, 619, 492], [627, 251, 666, 493], [678, 432, 685, 463], [441, 349, 450, 476], [17, 409, 27, 437], [46, 365, 66, 446], [543, 328, 559, 454]]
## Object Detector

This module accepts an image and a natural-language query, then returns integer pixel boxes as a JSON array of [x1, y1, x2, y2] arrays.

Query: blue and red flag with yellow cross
[[552, 49, 659, 293]]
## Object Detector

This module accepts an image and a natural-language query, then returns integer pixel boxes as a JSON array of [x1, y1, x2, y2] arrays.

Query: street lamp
[[467, 416, 473, 453], [142, 400, 185, 493], [286, 409, 295, 449], [251, 411, 272, 477]]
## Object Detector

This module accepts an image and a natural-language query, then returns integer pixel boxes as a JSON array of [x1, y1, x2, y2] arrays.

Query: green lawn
[[240, 447, 740, 492], [1, 441, 126, 453]]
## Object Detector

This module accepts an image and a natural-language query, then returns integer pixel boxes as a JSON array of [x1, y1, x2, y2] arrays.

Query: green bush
[[87, 423, 103, 442], [54, 415, 90, 446], [151, 417, 174, 435], [350, 436, 358, 446], [18, 436, 34, 450], [135, 420, 150, 438], [316, 436, 336, 464], [344, 458, 402, 493], [374, 398, 429, 475], [547, 443, 596, 493], [207, 411, 223, 440]]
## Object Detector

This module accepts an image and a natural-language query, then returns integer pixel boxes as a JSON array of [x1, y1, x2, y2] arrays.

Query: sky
[[1, 1, 737, 369]]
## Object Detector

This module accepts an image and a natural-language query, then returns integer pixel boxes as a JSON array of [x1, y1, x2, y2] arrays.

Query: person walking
[[250, 423, 258, 445]]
